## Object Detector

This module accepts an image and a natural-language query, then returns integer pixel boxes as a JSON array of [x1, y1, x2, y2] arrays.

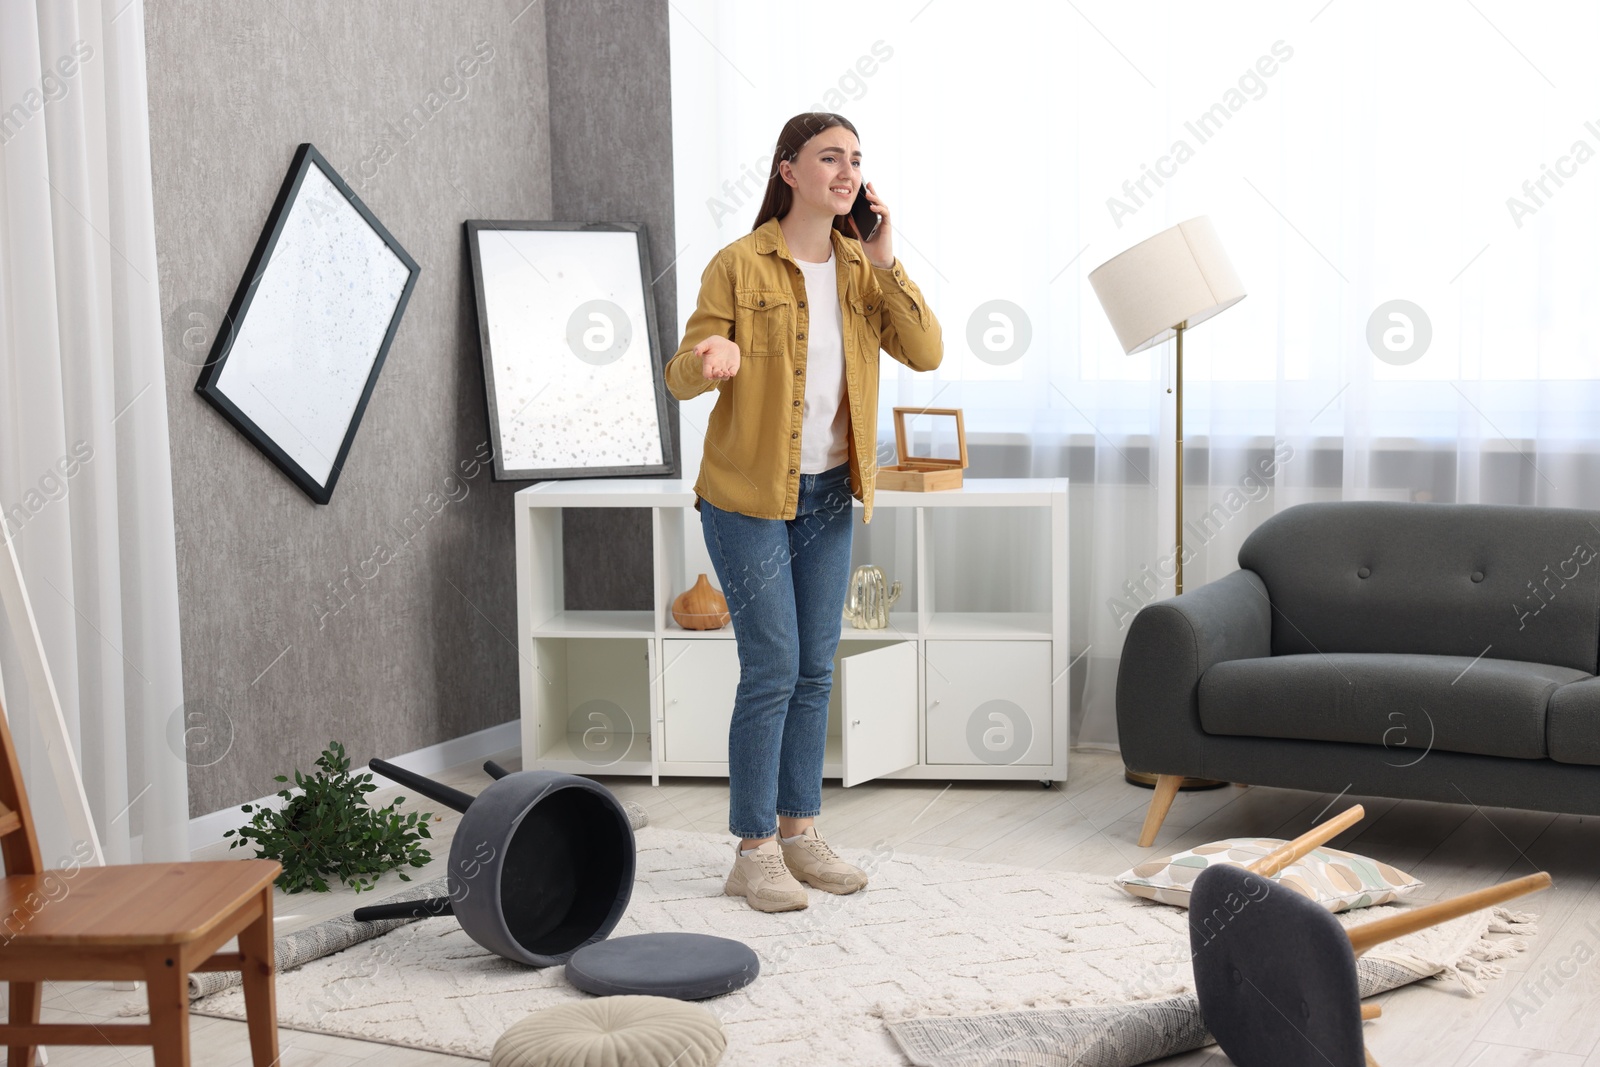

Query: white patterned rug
[[187, 826, 1533, 1065]]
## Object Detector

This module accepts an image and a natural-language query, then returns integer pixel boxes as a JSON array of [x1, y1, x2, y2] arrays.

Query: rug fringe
[[1469, 936, 1526, 962], [1425, 908, 1538, 997], [1489, 906, 1539, 935]]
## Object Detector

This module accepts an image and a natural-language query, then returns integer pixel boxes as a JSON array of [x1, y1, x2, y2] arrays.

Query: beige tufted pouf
[[490, 995, 726, 1067]]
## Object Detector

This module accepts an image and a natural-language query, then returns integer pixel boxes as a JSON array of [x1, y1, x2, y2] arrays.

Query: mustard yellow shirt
[[665, 217, 943, 524]]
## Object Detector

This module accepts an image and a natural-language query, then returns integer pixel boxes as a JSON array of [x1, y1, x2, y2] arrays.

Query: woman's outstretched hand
[[696, 335, 741, 380]]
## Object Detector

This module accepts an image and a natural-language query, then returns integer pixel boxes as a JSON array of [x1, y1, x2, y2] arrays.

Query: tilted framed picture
[[465, 220, 674, 481], [196, 142, 421, 504]]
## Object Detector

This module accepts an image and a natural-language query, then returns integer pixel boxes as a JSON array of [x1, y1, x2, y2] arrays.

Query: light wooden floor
[[25, 748, 1600, 1066]]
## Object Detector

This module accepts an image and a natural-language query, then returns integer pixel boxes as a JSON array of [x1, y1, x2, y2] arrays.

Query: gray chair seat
[[1199, 653, 1591, 759]]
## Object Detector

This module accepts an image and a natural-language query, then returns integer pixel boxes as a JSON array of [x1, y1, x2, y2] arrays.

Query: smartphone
[[848, 185, 880, 244]]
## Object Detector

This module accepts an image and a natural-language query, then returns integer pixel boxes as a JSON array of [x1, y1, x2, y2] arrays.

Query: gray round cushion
[[490, 995, 724, 1067], [565, 932, 759, 1000]]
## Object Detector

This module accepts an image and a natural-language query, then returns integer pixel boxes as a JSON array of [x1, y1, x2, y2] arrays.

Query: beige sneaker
[[724, 839, 809, 912], [780, 827, 868, 894]]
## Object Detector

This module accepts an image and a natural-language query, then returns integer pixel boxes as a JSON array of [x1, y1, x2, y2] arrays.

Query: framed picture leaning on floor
[[465, 220, 674, 481]]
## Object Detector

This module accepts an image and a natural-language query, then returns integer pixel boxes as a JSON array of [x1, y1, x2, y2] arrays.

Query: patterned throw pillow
[[1115, 837, 1423, 913]]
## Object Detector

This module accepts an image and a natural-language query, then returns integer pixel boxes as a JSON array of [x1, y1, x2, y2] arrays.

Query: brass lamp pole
[[1174, 319, 1186, 596], [1089, 217, 1246, 790]]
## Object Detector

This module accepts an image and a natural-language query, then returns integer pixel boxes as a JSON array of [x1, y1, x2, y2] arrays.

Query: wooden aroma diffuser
[[672, 573, 730, 630], [876, 406, 968, 492]]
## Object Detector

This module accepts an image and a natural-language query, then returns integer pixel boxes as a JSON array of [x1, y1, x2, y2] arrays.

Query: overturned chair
[[1188, 803, 1551, 1067]]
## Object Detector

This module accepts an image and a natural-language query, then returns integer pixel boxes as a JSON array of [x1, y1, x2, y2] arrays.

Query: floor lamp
[[1088, 216, 1247, 790]]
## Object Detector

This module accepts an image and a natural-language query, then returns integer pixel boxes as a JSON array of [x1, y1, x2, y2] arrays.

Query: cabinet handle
[[851, 719, 861, 727], [929, 699, 940, 707]]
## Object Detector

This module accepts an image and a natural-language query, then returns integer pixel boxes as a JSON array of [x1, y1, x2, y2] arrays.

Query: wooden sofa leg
[[1137, 774, 1182, 847]]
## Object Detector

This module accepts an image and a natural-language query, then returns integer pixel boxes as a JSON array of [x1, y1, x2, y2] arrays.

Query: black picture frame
[[464, 220, 675, 481], [195, 142, 421, 505]]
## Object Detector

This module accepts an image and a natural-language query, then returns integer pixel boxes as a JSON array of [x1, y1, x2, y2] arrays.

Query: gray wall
[[546, 0, 678, 612], [146, 0, 674, 816]]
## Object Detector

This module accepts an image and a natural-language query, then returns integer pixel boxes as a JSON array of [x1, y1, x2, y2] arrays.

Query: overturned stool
[[354, 759, 635, 967]]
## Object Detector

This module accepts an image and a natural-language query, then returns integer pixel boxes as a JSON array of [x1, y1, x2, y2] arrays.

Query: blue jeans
[[700, 461, 856, 839]]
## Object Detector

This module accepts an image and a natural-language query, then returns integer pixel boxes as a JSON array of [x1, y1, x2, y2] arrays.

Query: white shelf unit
[[514, 478, 1070, 787]]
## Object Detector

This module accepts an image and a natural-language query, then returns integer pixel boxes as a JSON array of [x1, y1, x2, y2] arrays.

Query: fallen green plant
[[224, 741, 434, 893]]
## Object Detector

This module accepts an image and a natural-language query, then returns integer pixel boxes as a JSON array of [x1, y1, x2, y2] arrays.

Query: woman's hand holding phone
[[696, 335, 741, 380], [847, 181, 894, 269]]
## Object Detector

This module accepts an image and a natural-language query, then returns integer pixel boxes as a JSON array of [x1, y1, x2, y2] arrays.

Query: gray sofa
[[1117, 500, 1600, 846]]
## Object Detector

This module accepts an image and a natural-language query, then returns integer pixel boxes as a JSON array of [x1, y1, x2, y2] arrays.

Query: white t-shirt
[[792, 251, 850, 473]]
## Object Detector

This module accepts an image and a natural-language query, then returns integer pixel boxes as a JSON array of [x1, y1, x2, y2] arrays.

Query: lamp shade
[[1087, 216, 1246, 354]]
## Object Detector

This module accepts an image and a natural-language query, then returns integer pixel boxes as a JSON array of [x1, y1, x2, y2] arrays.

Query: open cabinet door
[[839, 641, 918, 787]]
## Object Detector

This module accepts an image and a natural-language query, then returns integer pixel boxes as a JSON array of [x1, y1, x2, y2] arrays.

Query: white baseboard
[[380, 719, 521, 778], [189, 720, 520, 854]]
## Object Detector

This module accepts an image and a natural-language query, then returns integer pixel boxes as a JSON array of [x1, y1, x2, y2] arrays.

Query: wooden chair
[[1188, 805, 1551, 1067], [0, 695, 281, 1065]]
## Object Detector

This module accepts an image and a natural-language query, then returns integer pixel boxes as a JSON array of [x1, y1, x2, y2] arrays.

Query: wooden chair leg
[[1248, 805, 1365, 878], [146, 959, 190, 1067], [1347, 871, 1551, 958], [238, 887, 280, 1067], [1137, 773, 1182, 847], [7, 980, 41, 1067]]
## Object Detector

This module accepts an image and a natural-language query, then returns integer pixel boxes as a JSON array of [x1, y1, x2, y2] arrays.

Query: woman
[[665, 113, 943, 912]]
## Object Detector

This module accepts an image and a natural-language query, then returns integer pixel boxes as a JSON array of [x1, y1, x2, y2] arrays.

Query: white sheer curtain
[[0, 0, 189, 863], [668, 0, 1600, 748]]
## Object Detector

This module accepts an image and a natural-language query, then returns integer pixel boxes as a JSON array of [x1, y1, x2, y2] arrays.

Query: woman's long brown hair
[[751, 112, 861, 233]]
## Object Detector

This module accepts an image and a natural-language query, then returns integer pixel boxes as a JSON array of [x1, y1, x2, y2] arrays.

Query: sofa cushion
[[1199, 653, 1590, 759], [1237, 501, 1600, 674], [1548, 676, 1600, 766]]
